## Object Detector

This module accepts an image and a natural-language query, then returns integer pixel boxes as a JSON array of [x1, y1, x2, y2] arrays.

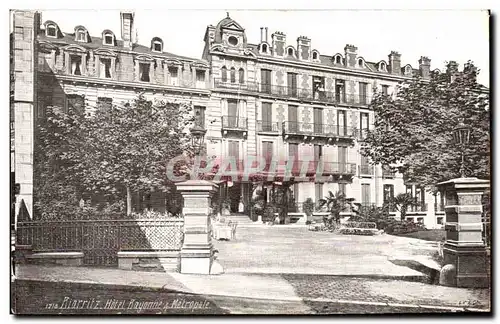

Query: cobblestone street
[[281, 275, 490, 310]]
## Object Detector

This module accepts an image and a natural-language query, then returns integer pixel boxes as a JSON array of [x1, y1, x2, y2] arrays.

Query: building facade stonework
[[11, 10, 446, 228]]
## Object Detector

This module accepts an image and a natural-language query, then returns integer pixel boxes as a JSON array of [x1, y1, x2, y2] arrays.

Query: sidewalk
[[14, 264, 490, 312]]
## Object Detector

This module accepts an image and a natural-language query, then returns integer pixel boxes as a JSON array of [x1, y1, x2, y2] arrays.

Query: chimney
[[260, 27, 264, 43], [297, 36, 311, 61], [388, 51, 402, 75], [446, 61, 459, 74], [265, 27, 268, 42], [120, 11, 135, 50], [418, 56, 431, 79], [344, 44, 358, 67], [446, 61, 459, 82], [272, 31, 286, 57]]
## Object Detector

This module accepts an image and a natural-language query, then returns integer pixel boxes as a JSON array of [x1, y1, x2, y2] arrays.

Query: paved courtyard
[[213, 226, 439, 276]]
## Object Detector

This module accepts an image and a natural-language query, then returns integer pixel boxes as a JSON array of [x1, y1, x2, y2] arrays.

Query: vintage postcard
[[10, 7, 491, 315]]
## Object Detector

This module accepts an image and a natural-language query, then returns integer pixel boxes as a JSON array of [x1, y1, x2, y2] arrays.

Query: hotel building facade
[[11, 10, 447, 228]]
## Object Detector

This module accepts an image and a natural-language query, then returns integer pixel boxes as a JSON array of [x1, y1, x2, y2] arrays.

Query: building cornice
[[42, 72, 211, 97], [256, 56, 413, 82]]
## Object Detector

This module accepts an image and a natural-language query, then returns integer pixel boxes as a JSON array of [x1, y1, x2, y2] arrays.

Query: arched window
[[262, 44, 268, 53], [230, 67, 236, 83], [312, 52, 318, 60], [239, 68, 245, 83], [380, 62, 386, 71], [358, 59, 364, 67], [287, 48, 294, 57], [335, 55, 342, 64], [221, 66, 227, 82], [406, 66, 412, 74]]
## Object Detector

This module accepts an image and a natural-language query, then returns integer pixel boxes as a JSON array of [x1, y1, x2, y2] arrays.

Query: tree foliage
[[34, 95, 194, 219], [361, 61, 490, 189], [319, 191, 356, 229]]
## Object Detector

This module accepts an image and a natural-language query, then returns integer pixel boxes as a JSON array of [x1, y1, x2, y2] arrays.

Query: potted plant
[[303, 198, 315, 223]]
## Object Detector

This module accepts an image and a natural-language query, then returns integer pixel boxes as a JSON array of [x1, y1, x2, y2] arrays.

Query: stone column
[[205, 69, 210, 89], [177, 66, 182, 85], [164, 62, 170, 85], [111, 57, 116, 80], [437, 177, 490, 288], [175, 180, 220, 274]]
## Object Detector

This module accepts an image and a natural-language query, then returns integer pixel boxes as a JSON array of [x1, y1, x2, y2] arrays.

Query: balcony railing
[[214, 79, 371, 106], [282, 122, 357, 138], [359, 165, 374, 176], [357, 203, 377, 215], [284, 160, 356, 176], [257, 121, 280, 133], [383, 202, 397, 213], [259, 83, 371, 106], [214, 79, 259, 92], [382, 168, 396, 178], [221, 116, 248, 130], [408, 204, 428, 213]]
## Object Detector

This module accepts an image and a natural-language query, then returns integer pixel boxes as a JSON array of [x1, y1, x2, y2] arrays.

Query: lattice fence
[[16, 219, 184, 266]]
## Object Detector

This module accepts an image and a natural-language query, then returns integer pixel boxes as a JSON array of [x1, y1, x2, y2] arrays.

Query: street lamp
[[190, 126, 207, 156], [453, 120, 471, 178]]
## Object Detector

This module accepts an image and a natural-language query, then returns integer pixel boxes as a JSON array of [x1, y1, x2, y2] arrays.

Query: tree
[[361, 61, 490, 189], [319, 191, 356, 230], [34, 95, 194, 218], [390, 193, 418, 220]]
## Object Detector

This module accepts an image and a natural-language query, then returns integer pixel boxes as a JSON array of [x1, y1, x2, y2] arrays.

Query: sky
[[36, 9, 490, 87]]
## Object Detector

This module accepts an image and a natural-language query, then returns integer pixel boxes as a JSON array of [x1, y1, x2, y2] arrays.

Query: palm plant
[[390, 193, 418, 220], [319, 191, 356, 230]]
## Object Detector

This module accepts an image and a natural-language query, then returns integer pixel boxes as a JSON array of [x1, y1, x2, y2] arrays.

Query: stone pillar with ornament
[[175, 180, 222, 274], [437, 177, 490, 288]]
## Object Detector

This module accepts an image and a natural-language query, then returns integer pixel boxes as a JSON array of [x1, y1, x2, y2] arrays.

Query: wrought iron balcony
[[358, 165, 374, 176], [357, 203, 377, 215], [434, 202, 445, 213], [284, 160, 356, 177], [282, 122, 357, 138], [408, 203, 428, 213], [382, 167, 396, 178], [221, 116, 248, 131], [258, 83, 371, 106], [214, 79, 259, 92], [257, 121, 280, 133]]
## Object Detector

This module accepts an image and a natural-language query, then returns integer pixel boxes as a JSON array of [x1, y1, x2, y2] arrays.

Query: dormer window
[[76, 29, 86, 42], [312, 52, 318, 60], [262, 44, 268, 53], [335, 55, 342, 64], [287, 48, 294, 57], [406, 66, 412, 74], [153, 41, 162, 52], [46, 25, 57, 37], [104, 34, 113, 45], [379, 62, 387, 72], [358, 59, 364, 68], [151, 37, 164, 53]]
